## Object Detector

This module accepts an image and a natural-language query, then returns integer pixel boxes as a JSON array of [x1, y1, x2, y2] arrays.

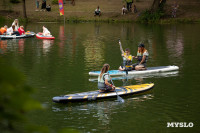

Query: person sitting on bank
[[0, 25, 7, 35], [133, 4, 137, 13], [98, 64, 115, 93], [122, 5, 127, 15], [94, 6, 101, 16], [119, 48, 133, 71], [42, 26, 52, 36], [46, 4, 51, 12], [132, 43, 149, 71]]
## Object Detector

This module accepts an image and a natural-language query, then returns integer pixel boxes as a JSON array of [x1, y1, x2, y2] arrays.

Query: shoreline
[[1, 15, 200, 24]]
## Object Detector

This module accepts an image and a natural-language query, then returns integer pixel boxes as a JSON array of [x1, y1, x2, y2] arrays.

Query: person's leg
[[132, 63, 138, 70], [94, 11, 97, 16], [127, 3, 129, 11], [126, 67, 132, 71], [119, 66, 125, 71], [135, 64, 146, 71]]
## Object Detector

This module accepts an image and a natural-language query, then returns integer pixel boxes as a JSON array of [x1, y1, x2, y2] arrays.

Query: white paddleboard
[[89, 65, 179, 76]]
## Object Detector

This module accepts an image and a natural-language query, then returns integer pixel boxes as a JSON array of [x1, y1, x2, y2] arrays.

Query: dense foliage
[[0, 58, 42, 132], [138, 9, 164, 23]]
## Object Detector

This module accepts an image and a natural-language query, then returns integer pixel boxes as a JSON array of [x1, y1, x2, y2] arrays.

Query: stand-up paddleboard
[[52, 83, 154, 103], [89, 71, 179, 82], [36, 32, 55, 39], [89, 66, 179, 76], [0, 32, 35, 39]]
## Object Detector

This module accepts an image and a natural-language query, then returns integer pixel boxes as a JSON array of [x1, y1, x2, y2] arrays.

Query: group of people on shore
[[35, 0, 51, 12], [98, 42, 149, 92], [122, 1, 137, 15], [0, 19, 25, 36]]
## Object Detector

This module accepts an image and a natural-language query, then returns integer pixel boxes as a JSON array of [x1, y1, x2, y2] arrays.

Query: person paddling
[[132, 43, 149, 70], [98, 64, 115, 92], [119, 48, 133, 71], [118, 41, 133, 71]]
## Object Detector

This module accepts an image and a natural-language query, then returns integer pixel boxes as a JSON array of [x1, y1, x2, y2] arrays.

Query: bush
[[10, 0, 20, 3], [138, 9, 164, 23]]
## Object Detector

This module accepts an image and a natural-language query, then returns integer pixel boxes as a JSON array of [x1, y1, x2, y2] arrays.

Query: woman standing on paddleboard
[[98, 64, 115, 92]]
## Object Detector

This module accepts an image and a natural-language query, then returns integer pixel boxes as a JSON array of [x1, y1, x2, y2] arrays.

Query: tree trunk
[[22, 0, 27, 18], [151, 0, 166, 11], [151, 0, 160, 11]]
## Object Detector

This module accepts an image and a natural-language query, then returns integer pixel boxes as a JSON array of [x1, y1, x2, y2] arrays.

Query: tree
[[22, 0, 27, 18]]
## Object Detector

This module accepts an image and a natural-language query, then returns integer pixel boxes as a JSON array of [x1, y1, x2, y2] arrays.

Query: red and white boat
[[36, 32, 55, 40]]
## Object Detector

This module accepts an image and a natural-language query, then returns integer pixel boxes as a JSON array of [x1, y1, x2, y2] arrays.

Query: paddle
[[110, 78, 124, 103], [119, 39, 128, 75]]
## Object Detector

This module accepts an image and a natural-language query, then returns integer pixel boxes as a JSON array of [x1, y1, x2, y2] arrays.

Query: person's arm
[[139, 55, 146, 64], [105, 79, 115, 89], [22, 29, 25, 34], [132, 56, 138, 59], [119, 41, 124, 54]]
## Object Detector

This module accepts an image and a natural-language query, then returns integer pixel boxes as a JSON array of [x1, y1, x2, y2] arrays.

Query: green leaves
[[0, 58, 42, 132], [138, 10, 164, 23]]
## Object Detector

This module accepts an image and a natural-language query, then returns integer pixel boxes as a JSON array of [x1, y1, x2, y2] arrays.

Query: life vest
[[122, 53, 132, 67], [137, 50, 148, 63], [0, 27, 7, 35], [98, 73, 111, 90]]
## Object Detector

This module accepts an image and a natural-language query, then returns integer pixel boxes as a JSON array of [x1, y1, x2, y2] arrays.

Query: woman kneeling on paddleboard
[[132, 43, 149, 70], [98, 64, 115, 92]]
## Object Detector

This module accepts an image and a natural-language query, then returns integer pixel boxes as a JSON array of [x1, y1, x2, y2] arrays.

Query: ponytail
[[100, 64, 110, 79]]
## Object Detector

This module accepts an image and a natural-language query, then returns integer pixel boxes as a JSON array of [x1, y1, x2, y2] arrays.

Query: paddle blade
[[116, 95, 124, 103]]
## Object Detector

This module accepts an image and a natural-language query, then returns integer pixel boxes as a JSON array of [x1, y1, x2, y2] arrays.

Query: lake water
[[0, 22, 200, 132]]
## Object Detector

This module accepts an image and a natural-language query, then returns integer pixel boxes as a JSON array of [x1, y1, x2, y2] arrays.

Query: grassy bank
[[0, 0, 200, 24]]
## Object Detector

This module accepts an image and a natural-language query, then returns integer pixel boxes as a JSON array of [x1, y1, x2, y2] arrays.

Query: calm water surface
[[0, 22, 200, 132]]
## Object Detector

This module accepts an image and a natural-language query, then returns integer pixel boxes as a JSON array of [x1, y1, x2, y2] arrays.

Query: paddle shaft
[[110, 79, 124, 102], [119, 40, 128, 75]]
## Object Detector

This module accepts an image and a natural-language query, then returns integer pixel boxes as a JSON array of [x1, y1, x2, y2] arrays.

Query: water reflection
[[42, 39, 54, 54], [0, 40, 7, 54], [58, 25, 66, 57], [166, 26, 184, 66], [52, 94, 153, 131], [83, 38, 105, 69], [0, 39, 25, 54], [18, 39, 25, 54]]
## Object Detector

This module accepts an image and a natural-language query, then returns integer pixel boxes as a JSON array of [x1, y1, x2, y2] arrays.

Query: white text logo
[[167, 122, 193, 127]]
